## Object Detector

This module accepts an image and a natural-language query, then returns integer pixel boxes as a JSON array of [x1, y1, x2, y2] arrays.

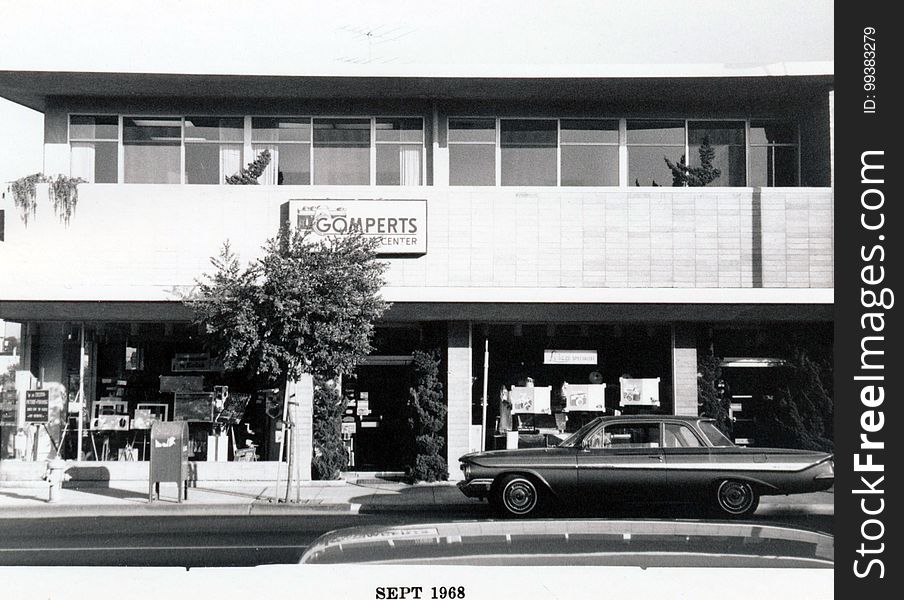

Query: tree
[[755, 350, 833, 452], [697, 353, 731, 434], [187, 226, 389, 480], [406, 350, 448, 482], [664, 135, 721, 186], [225, 149, 272, 185]]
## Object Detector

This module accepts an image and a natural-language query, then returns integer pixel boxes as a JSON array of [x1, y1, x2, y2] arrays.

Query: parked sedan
[[458, 415, 834, 517]]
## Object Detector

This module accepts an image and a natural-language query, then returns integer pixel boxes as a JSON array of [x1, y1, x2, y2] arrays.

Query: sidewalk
[[0, 478, 833, 519]]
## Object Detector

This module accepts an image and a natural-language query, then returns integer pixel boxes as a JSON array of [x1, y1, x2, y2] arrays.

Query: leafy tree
[[188, 226, 389, 478], [755, 350, 833, 452], [406, 350, 448, 482], [697, 353, 731, 434], [664, 135, 721, 186], [225, 149, 272, 185]]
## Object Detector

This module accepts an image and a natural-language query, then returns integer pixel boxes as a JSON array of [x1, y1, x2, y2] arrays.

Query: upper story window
[[448, 118, 496, 186], [451, 117, 621, 187], [560, 119, 619, 186], [69, 115, 118, 183], [252, 117, 312, 185], [71, 115, 424, 186], [123, 117, 182, 184], [626, 120, 685, 187], [688, 121, 746, 187], [500, 119, 557, 186], [749, 120, 799, 186], [184, 117, 244, 184], [376, 118, 423, 186], [313, 118, 371, 185]]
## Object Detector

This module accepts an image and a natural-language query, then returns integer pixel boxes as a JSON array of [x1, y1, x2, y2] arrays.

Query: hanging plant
[[4, 173, 86, 226], [5, 172, 44, 226], [48, 174, 86, 226]]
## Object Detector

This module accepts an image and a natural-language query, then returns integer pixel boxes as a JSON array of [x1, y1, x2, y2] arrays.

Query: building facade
[[0, 68, 833, 480]]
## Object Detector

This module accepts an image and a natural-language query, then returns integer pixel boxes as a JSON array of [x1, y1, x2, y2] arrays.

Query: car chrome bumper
[[458, 478, 494, 498]]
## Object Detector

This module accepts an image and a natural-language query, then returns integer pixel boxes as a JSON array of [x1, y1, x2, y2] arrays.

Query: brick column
[[671, 324, 698, 416], [289, 374, 313, 482], [446, 321, 472, 481]]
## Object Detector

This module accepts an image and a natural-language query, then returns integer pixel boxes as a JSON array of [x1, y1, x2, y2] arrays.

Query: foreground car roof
[[300, 519, 833, 567]]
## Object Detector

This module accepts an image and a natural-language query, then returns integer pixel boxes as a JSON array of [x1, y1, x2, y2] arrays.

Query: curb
[[0, 501, 359, 520]]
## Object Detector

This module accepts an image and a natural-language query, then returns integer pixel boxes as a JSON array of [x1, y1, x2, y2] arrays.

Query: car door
[[576, 421, 665, 500], [660, 421, 713, 499]]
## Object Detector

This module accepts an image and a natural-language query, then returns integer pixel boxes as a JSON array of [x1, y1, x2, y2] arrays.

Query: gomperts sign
[[280, 200, 427, 255]]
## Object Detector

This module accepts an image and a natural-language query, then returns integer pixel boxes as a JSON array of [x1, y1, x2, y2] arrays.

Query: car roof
[[599, 415, 712, 423]]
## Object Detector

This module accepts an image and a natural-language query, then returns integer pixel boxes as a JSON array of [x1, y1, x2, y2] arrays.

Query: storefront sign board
[[281, 199, 427, 255], [24, 390, 50, 423], [543, 349, 598, 365]]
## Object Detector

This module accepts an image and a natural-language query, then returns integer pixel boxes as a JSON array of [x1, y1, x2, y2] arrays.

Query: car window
[[663, 423, 704, 448], [588, 423, 660, 449], [698, 421, 735, 447]]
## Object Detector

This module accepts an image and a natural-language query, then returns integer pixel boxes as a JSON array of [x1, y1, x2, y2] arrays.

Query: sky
[[0, 0, 833, 185]]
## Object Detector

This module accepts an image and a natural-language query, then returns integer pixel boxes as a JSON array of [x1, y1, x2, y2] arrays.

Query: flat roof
[[0, 71, 834, 113]]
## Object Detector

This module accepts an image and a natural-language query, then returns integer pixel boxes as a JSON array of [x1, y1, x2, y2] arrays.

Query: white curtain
[[252, 143, 279, 185], [70, 142, 95, 183], [399, 146, 421, 186], [219, 145, 243, 183]]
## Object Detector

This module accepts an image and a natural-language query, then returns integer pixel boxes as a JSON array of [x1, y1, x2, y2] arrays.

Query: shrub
[[406, 350, 448, 482], [312, 382, 349, 480]]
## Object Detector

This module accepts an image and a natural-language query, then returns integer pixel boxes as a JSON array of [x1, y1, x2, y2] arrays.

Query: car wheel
[[715, 480, 759, 516], [494, 474, 541, 517]]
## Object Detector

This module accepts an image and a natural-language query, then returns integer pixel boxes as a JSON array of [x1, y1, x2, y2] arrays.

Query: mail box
[[149, 420, 190, 502]]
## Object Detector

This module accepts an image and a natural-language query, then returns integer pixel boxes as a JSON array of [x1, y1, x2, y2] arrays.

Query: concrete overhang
[[0, 70, 834, 113]]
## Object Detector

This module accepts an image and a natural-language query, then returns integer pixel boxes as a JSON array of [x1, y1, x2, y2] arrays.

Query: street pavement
[[0, 477, 834, 519], [0, 478, 833, 567]]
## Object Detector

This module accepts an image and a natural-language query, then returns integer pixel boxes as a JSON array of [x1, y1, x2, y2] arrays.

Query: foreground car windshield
[[557, 419, 601, 447], [699, 421, 735, 446]]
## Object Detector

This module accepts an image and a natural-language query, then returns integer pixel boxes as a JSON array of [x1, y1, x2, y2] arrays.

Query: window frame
[[747, 119, 802, 187], [183, 116, 246, 185], [68, 113, 121, 184], [69, 113, 426, 186]]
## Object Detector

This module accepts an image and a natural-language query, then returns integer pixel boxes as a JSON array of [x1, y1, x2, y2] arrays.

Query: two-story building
[[0, 58, 833, 481]]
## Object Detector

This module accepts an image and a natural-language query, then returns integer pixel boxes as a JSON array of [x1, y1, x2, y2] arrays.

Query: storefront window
[[69, 115, 118, 183], [560, 119, 619, 186], [123, 117, 182, 184], [184, 117, 244, 184], [449, 118, 496, 186], [627, 120, 685, 187], [500, 119, 557, 186], [252, 117, 312, 185], [313, 118, 371, 185], [688, 121, 746, 187], [749, 120, 799, 187], [375, 118, 423, 186]]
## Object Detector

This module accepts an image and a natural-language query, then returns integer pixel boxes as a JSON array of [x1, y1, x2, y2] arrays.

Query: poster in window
[[510, 386, 552, 415], [619, 378, 661, 407]]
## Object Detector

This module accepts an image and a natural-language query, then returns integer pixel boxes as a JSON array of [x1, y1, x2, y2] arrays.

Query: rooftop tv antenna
[[336, 24, 416, 64]]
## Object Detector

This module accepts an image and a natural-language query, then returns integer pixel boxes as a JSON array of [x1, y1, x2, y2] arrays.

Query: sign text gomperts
[[280, 199, 427, 255]]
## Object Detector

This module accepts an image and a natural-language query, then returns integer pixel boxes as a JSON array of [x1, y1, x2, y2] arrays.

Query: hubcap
[[718, 481, 754, 514], [503, 479, 537, 514]]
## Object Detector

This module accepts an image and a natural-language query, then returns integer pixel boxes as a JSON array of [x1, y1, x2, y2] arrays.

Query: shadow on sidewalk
[[62, 465, 147, 502], [0, 489, 49, 502]]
